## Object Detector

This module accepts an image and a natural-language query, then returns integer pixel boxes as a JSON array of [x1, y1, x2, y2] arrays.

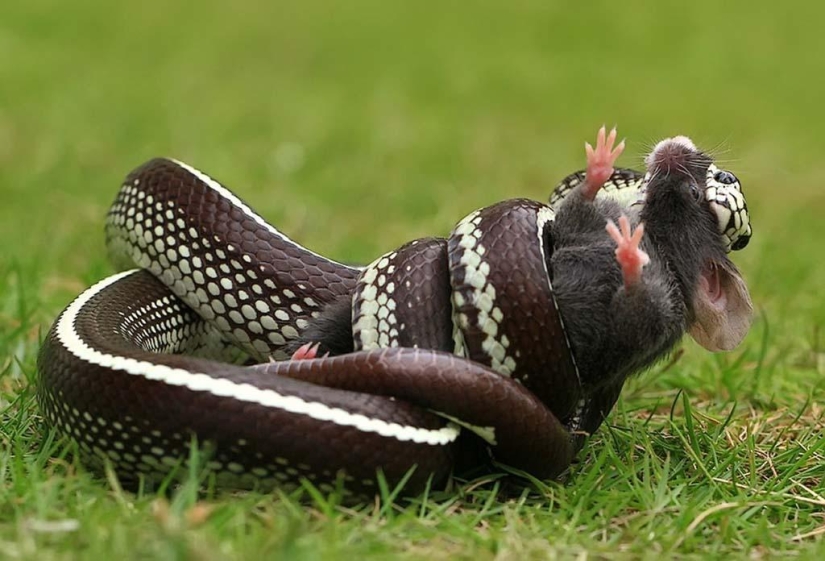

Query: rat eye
[[687, 182, 701, 201], [713, 170, 738, 185]]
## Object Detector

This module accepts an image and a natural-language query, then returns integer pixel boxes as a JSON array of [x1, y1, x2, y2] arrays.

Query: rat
[[286, 127, 753, 435], [549, 127, 752, 435]]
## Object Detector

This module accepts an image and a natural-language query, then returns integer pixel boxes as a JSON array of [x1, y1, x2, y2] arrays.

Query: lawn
[[2, 0, 825, 558]]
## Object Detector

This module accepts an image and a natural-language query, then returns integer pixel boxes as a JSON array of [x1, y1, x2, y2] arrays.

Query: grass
[[2, 0, 825, 558]]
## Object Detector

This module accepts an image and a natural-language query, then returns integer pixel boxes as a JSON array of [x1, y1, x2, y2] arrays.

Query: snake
[[36, 157, 751, 495]]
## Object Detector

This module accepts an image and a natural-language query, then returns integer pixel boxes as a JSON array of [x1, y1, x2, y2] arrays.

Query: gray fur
[[552, 143, 747, 436], [550, 191, 686, 393], [288, 143, 748, 446], [286, 295, 354, 357]]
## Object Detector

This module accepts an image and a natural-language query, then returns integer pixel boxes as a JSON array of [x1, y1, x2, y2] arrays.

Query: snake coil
[[37, 157, 751, 495]]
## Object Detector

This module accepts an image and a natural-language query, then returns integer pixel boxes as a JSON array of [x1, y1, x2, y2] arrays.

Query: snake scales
[[37, 138, 752, 496]]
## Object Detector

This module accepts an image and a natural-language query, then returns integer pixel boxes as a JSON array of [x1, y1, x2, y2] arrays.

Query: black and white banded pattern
[[106, 159, 360, 360], [39, 269, 462, 493], [705, 164, 751, 252], [39, 158, 587, 493]]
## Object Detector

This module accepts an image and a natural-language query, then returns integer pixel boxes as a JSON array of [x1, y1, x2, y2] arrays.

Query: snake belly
[[37, 158, 581, 494]]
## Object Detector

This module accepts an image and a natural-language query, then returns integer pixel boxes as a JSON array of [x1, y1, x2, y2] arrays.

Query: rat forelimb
[[581, 126, 625, 200], [606, 215, 649, 289]]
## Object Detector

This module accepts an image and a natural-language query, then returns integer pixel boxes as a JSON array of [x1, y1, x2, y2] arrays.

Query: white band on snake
[[37, 133, 752, 496]]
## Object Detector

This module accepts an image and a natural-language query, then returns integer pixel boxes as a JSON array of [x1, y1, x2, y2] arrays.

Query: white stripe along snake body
[[37, 133, 753, 495]]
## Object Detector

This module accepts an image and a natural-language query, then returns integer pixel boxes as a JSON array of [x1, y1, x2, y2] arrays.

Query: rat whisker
[[709, 156, 743, 166], [705, 135, 733, 159]]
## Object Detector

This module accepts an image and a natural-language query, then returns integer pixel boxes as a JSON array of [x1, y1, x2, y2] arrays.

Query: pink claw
[[606, 215, 649, 289], [291, 342, 321, 360], [582, 125, 625, 200]]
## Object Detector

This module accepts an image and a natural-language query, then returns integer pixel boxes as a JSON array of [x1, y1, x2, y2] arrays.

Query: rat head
[[640, 136, 753, 352]]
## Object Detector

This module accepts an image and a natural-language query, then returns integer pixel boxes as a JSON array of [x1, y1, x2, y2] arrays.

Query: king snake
[[37, 157, 751, 495]]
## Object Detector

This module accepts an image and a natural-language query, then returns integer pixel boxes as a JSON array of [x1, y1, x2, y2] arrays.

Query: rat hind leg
[[290, 342, 321, 360], [582, 126, 625, 200]]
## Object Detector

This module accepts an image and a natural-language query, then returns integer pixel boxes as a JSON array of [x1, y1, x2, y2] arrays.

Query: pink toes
[[606, 215, 649, 288], [291, 342, 321, 360], [582, 125, 625, 200]]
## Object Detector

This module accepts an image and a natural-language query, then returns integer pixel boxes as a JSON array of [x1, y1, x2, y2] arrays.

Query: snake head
[[704, 164, 752, 252]]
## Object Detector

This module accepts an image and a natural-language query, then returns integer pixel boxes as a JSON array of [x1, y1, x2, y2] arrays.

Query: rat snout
[[644, 136, 699, 173]]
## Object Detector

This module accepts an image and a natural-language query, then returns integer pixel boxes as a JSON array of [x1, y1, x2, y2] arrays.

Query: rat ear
[[689, 259, 753, 352]]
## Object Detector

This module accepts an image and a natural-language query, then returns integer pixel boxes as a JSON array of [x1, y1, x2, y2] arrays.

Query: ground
[[2, 1, 825, 559]]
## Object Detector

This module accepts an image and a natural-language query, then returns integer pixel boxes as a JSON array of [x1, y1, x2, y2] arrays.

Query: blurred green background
[[3, 0, 824, 412], [4, 0, 823, 377], [1, 1, 821, 260], [2, 0, 825, 556]]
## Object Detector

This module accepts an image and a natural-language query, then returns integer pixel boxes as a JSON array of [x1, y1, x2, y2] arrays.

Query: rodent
[[286, 128, 753, 436], [550, 129, 752, 435]]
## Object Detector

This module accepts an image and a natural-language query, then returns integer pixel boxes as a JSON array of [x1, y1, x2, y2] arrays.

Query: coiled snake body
[[37, 139, 752, 494]]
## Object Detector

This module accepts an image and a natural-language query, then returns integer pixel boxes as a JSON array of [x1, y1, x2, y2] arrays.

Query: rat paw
[[583, 126, 625, 200], [606, 215, 649, 288], [291, 342, 321, 360]]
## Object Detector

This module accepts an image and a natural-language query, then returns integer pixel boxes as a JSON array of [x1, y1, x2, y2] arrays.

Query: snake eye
[[713, 170, 738, 185]]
